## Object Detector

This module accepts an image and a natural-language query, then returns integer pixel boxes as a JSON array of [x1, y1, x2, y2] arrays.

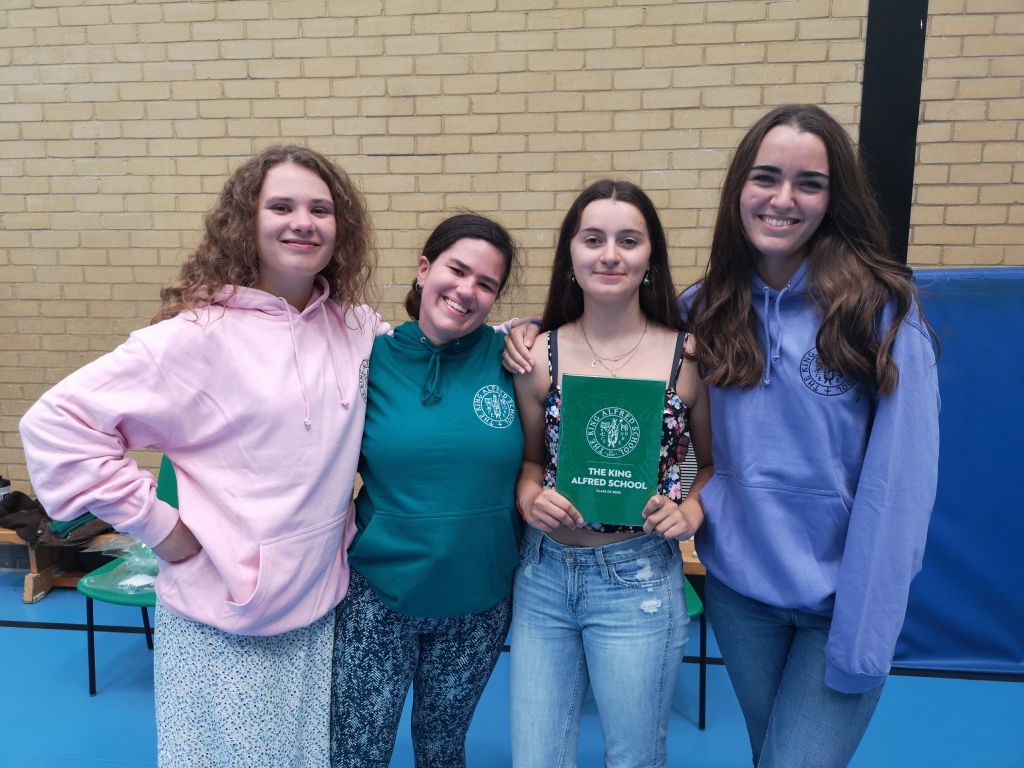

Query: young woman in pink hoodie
[[20, 145, 383, 767]]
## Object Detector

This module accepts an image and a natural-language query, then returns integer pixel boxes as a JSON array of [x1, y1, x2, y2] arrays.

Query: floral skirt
[[154, 602, 335, 768]]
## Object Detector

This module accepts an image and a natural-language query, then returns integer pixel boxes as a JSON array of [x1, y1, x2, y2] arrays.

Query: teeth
[[444, 297, 469, 314], [762, 216, 797, 227]]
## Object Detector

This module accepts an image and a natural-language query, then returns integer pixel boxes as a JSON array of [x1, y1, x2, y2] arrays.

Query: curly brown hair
[[153, 145, 375, 323], [689, 104, 934, 395]]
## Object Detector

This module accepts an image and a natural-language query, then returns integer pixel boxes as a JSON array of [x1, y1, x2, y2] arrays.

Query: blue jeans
[[705, 573, 884, 768], [509, 528, 688, 768]]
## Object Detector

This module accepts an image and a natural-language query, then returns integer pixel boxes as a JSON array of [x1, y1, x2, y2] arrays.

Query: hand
[[503, 321, 541, 374], [152, 518, 202, 563], [641, 495, 703, 541], [522, 488, 585, 532]]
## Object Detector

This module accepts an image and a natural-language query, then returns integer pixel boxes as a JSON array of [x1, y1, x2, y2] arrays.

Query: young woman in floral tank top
[[506, 179, 713, 767]]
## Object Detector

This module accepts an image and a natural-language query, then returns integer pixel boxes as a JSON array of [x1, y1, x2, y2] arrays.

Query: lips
[[758, 215, 800, 229], [443, 297, 469, 314], [281, 238, 320, 248]]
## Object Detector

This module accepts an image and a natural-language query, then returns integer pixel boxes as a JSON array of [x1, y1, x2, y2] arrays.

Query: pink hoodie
[[20, 278, 385, 636]]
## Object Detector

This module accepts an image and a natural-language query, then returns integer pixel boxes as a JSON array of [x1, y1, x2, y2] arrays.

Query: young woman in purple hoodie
[[683, 104, 939, 767], [20, 145, 383, 767]]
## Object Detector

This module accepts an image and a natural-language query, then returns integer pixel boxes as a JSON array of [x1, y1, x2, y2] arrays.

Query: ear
[[416, 254, 431, 286]]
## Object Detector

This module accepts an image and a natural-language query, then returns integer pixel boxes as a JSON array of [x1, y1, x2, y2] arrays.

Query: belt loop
[[595, 546, 610, 580], [532, 530, 544, 564]]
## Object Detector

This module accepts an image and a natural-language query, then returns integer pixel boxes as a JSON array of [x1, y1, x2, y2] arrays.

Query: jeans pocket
[[609, 548, 670, 589]]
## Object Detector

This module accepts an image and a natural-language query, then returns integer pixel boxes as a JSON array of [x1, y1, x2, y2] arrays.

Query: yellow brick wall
[[1, 0, 1021, 485]]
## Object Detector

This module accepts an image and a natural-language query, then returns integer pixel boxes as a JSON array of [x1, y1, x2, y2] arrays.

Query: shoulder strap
[[548, 328, 559, 384], [669, 331, 687, 384]]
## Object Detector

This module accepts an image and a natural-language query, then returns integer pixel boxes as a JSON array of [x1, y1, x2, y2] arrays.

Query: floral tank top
[[542, 328, 692, 533]]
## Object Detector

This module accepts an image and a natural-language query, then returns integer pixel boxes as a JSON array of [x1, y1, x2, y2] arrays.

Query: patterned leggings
[[330, 569, 512, 768]]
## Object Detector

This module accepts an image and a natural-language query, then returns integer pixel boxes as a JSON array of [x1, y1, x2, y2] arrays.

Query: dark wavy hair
[[689, 104, 933, 394], [405, 213, 519, 320], [153, 145, 375, 323], [540, 179, 683, 331]]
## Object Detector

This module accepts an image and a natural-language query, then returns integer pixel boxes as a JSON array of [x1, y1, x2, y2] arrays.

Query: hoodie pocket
[[349, 503, 520, 616], [700, 472, 850, 607], [221, 514, 346, 628]]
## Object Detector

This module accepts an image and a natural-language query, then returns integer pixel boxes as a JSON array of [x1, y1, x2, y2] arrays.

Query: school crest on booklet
[[557, 375, 663, 526], [473, 384, 517, 429]]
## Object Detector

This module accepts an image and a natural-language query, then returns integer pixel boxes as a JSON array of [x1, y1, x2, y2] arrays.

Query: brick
[[766, 40, 828, 62], [415, 54, 471, 76], [527, 50, 586, 71], [797, 18, 863, 40], [441, 74, 500, 94], [736, 21, 797, 42], [706, 43, 766, 65], [931, 14, 994, 35], [926, 57, 991, 79]]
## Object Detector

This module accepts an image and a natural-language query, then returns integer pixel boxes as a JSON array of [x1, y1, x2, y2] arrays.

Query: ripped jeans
[[509, 527, 688, 768]]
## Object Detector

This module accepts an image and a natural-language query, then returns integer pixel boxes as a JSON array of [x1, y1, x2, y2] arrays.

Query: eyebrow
[[263, 196, 335, 206], [750, 164, 830, 180], [578, 227, 646, 238], [448, 257, 501, 289]]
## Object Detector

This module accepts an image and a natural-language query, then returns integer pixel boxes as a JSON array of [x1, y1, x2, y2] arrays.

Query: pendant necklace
[[579, 320, 648, 377]]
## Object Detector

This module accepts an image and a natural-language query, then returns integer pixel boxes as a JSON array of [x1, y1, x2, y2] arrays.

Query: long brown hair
[[690, 104, 932, 394], [153, 145, 375, 323], [540, 179, 683, 332]]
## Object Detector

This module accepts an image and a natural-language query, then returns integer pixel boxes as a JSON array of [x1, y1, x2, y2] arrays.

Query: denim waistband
[[522, 526, 678, 567]]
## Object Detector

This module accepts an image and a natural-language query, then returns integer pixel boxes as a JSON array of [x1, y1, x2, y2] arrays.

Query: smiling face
[[416, 237, 507, 345], [254, 162, 337, 310], [740, 124, 830, 288], [569, 198, 651, 303]]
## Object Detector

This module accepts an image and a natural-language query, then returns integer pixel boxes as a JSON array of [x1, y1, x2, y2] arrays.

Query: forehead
[[753, 125, 829, 173], [578, 198, 648, 232], [259, 162, 333, 200]]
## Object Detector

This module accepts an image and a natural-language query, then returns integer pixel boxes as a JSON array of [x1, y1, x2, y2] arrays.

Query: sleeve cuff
[[121, 497, 181, 551], [825, 662, 887, 694]]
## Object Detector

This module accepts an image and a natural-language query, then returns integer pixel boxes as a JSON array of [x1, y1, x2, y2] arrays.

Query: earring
[[413, 280, 423, 295], [569, 269, 576, 284], [642, 270, 651, 287]]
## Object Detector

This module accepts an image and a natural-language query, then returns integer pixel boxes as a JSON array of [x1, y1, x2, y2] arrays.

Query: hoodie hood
[[392, 322, 489, 404], [752, 258, 811, 386]]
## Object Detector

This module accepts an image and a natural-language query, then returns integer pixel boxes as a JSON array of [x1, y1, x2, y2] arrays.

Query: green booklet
[[556, 374, 664, 526]]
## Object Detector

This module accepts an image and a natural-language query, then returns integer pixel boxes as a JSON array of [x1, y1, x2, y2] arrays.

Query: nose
[[771, 182, 795, 209], [600, 241, 621, 263], [453, 275, 474, 301], [290, 207, 314, 232]]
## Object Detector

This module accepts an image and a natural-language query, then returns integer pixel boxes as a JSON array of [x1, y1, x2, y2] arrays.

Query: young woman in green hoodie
[[330, 214, 522, 768]]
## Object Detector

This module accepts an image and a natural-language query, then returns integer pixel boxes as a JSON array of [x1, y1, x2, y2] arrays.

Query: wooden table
[[680, 537, 706, 576], [0, 527, 119, 603]]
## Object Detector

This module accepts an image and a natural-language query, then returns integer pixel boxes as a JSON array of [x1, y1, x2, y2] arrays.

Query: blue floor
[[2, 567, 1022, 767]]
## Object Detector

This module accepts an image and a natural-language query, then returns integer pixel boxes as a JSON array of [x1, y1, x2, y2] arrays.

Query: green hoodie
[[348, 321, 523, 617]]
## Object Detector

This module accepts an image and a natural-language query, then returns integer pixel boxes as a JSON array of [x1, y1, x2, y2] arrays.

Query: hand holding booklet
[[556, 374, 663, 527]]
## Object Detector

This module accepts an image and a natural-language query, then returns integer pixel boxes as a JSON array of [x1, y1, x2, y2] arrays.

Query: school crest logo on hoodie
[[800, 349, 854, 396], [473, 385, 516, 429], [359, 359, 369, 403]]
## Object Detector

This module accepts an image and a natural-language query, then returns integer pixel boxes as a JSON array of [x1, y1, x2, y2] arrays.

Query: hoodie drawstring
[[761, 283, 791, 386], [321, 303, 349, 411], [285, 306, 313, 430], [421, 338, 443, 404]]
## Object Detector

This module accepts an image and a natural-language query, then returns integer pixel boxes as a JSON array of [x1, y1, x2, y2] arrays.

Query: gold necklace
[[579, 320, 648, 377]]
